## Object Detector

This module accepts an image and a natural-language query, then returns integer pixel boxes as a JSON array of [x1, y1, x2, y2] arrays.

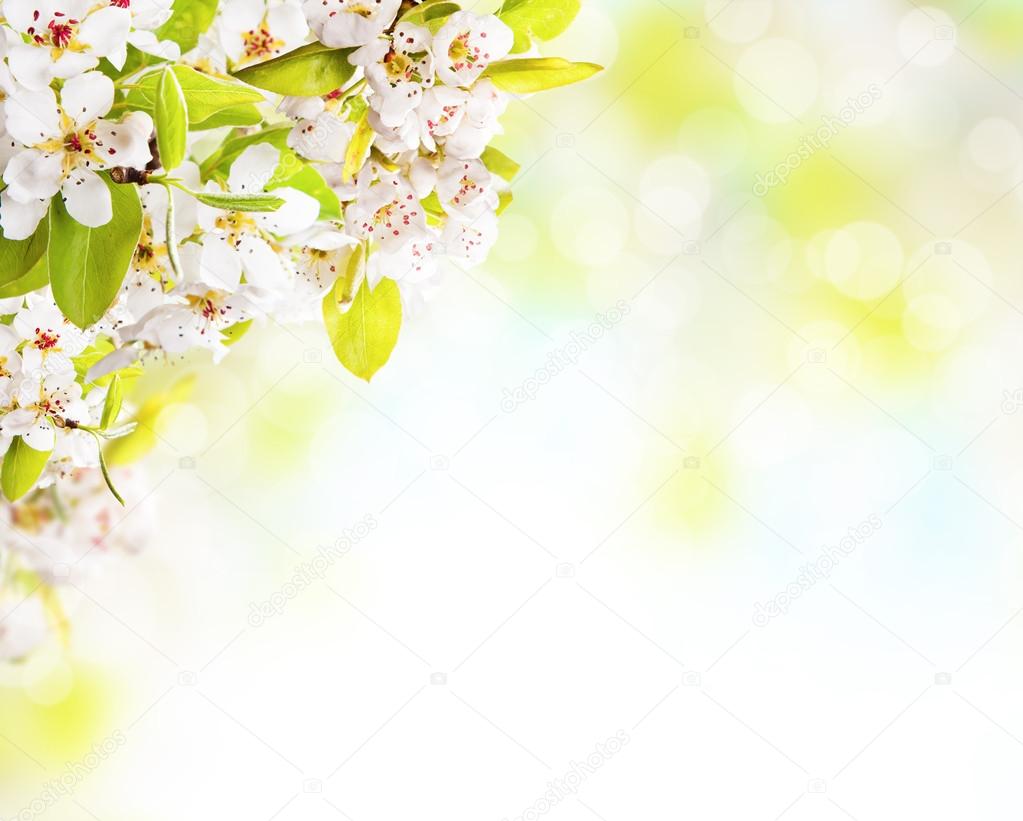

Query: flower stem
[[161, 181, 184, 284]]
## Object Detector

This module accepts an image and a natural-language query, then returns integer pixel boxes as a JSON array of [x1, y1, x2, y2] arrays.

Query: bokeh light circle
[[678, 108, 750, 177], [967, 117, 1023, 173], [897, 7, 956, 67], [903, 294, 962, 352], [493, 213, 538, 263], [734, 39, 819, 124], [551, 186, 630, 266], [825, 222, 904, 301], [705, 0, 773, 43]]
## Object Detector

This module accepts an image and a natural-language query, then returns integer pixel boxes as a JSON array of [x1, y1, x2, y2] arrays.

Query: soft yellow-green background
[[5, 1, 1023, 818]]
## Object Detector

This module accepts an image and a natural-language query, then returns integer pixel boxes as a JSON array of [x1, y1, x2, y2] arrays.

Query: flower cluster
[[0, 464, 151, 660], [0, 0, 597, 654]]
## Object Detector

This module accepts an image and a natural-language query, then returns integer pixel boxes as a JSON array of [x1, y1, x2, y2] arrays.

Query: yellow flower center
[[239, 20, 284, 65]]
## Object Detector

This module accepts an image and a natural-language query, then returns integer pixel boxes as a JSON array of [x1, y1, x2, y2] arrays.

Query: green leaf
[[74, 337, 144, 390], [0, 253, 48, 298], [1, 437, 51, 502], [198, 124, 291, 181], [105, 374, 196, 467], [191, 103, 263, 130], [269, 162, 341, 221], [322, 276, 402, 382], [204, 120, 343, 221], [332, 243, 364, 310], [483, 57, 602, 93], [49, 174, 143, 329], [155, 0, 218, 53], [420, 191, 444, 219], [233, 43, 356, 96], [400, 0, 460, 28], [188, 190, 285, 212], [342, 112, 374, 183], [100, 44, 167, 81], [95, 434, 125, 505], [101, 374, 123, 429], [499, 0, 581, 53], [481, 146, 520, 182], [126, 66, 264, 126], [0, 219, 47, 287], [221, 319, 252, 346], [155, 67, 188, 171]]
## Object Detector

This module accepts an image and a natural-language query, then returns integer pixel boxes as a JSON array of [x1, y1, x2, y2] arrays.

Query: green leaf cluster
[[499, 0, 581, 53]]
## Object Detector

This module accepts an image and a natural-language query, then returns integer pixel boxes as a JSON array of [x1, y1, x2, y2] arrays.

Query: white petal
[[6, 44, 57, 91], [19, 344, 43, 378], [199, 236, 243, 291], [61, 71, 114, 127], [220, 0, 264, 34], [310, 0, 401, 47], [267, 3, 309, 47], [279, 96, 324, 122], [51, 50, 99, 80], [442, 211, 497, 266], [228, 143, 279, 193], [93, 111, 154, 169], [3, 149, 62, 202], [350, 39, 389, 68], [254, 186, 318, 236], [4, 87, 61, 144], [127, 30, 180, 61], [287, 112, 351, 163], [372, 83, 423, 128], [2, 0, 52, 34], [85, 346, 140, 383], [0, 190, 48, 240], [409, 157, 437, 199], [77, 6, 131, 58], [107, 42, 128, 71], [131, 0, 174, 30], [1, 408, 38, 437], [22, 417, 54, 452], [236, 234, 286, 290], [61, 169, 112, 227]]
